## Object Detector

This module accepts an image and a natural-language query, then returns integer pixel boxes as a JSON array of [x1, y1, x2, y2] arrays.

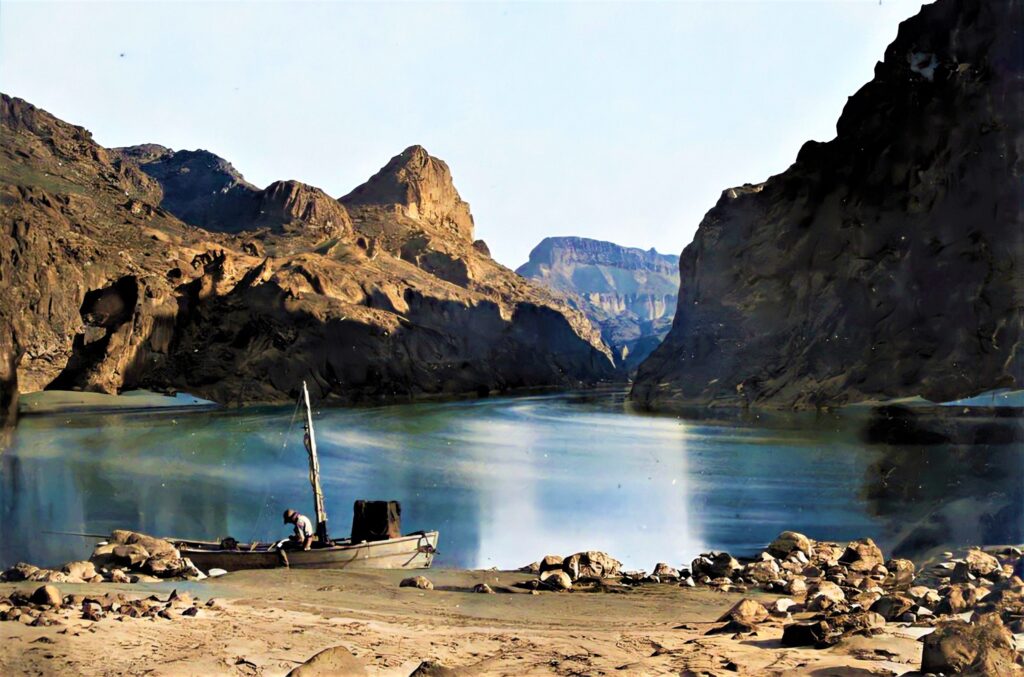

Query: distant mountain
[[632, 0, 1023, 410], [517, 237, 679, 370], [113, 145, 351, 239], [0, 94, 614, 421]]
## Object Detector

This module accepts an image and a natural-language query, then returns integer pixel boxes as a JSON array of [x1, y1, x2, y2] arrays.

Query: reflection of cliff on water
[[859, 405, 1024, 561]]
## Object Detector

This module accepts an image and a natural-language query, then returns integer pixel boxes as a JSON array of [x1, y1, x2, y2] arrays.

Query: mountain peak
[[341, 146, 474, 241]]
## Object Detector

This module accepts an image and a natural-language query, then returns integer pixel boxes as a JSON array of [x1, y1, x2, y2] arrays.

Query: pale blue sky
[[2, 1, 926, 267]]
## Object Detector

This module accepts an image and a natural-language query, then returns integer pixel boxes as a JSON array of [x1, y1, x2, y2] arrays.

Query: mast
[[302, 380, 329, 543]]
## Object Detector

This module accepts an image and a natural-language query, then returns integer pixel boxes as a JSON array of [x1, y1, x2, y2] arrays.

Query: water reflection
[[0, 391, 1020, 570]]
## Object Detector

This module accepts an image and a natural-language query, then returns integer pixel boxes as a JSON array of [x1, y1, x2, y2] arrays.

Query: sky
[[1, 0, 927, 268]]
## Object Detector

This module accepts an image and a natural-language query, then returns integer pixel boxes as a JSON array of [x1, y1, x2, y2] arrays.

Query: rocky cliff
[[113, 145, 352, 239], [633, 0, 1023, 410], [517, 237, 679, 370], [0, 94, 614, 413]]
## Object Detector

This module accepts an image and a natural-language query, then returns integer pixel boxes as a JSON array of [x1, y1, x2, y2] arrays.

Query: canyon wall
[[633, 0, 1022, 410]]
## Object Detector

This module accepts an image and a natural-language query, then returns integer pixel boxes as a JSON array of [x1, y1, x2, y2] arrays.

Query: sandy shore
[[0, 568, 930, 676]]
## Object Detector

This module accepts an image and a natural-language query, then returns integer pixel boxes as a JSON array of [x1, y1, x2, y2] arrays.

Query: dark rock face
[[1, 94, 614, 406], [633, 0, 1023, 410], [517, 237, 679, 370], [113, 147, 352, 239]]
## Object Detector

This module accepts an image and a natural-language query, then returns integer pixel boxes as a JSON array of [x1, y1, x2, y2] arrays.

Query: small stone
[[472, 583, 495, 594], [181, 606, 199, 616], [399, 576, 433, 590]]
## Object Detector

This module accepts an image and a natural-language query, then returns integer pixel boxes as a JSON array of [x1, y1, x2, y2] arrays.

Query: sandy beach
[[1, 567, 935, 677]]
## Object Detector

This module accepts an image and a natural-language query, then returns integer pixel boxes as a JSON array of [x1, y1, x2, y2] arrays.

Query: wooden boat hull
[[178, 531, 439, 572]]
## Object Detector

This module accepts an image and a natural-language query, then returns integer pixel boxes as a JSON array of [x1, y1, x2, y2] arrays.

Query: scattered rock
[[472, 583, 495, 594]]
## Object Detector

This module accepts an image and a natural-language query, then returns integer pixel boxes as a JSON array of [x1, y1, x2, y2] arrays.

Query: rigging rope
[[252, 394, 303, 541]]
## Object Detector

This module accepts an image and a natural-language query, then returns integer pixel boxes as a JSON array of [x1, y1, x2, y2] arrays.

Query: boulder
[[870, 594, 915, 621], [885, 558, 916, 586], [785, 577, 808, 595], [743, 559, 780, 584], [399, 576, 433, 591], [771, 598, 797, 615], [112, 544, 150, 567], [538, 555, 563, 574], [115, 531, 178, 559], [472, 583, 494, 594], [717, 598, 769, 625], [286, 645, 367, 676], [519, 562, 540, 575], [768, 531, 813, 558], [652, 563, 679, 580], [540, 570, 573, 591], [1, 562, 39, 582], [562, 551, 621, 581], [963, 549, 1001, 578], [144, 555, 189, 578], [109, 569, 131, 584], [30, 585, 62, 607], [921, 616, 1021, 675], [937, 584, 981, 615], [409, 661, 468, 676], [808, 580, 845, 605], [781, 620, 830, 647], [838, 538, 885, 573], [691, 552, 741, 580], [62, 561, 97, 581]]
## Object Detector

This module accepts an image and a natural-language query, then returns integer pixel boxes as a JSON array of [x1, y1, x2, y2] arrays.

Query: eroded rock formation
[[517, 237, 678, 370], [1, 94, 614, 406], [633, 0, 1023, 410]]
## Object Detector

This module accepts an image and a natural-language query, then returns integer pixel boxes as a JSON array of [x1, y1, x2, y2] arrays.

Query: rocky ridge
[[632, 0, 1023, 410], [0, 94, 614, 418], [517, 237, 679, 370]]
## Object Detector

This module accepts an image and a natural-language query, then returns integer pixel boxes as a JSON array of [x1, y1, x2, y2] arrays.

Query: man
[[282, 508, 315, 551]]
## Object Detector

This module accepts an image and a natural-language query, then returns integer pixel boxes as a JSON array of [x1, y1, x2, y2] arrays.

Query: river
[[1, 389, 1020, 570]]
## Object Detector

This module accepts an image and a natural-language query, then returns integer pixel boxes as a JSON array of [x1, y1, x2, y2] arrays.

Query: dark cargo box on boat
[[351, 500, 402, 543]]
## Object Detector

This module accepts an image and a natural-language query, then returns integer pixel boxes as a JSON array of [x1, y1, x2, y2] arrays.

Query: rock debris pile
[[1, 530, 211, 585]]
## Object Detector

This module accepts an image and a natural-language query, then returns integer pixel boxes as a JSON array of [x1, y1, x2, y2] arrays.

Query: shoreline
[[3, 531, 1023, 675]]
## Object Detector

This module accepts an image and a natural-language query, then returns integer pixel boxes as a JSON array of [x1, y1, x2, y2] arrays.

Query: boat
[[177, 381, 439, 571]]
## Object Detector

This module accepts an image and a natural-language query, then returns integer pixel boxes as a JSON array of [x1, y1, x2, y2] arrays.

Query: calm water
[[1, 390, 1021, 570]]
